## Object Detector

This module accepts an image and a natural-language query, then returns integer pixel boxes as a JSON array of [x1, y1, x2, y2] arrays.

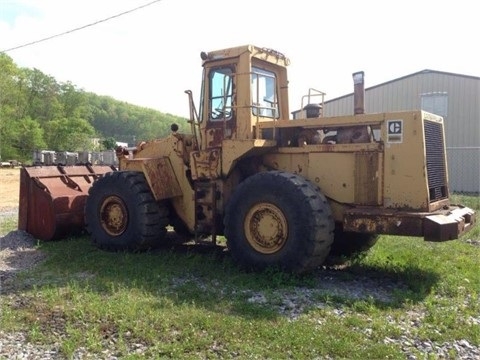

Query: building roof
[[325, 69, 480, 103]]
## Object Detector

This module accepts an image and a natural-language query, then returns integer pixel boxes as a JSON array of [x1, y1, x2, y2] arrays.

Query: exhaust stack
[[352, 71, 365, 115], [336, 71, 370, 143]]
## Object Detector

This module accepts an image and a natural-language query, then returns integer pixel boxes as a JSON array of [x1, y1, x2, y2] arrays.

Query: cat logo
[[387, 120, 403, 143]]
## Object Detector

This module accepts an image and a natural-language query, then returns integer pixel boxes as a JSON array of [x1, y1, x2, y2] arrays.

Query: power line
[[1, 0, 163, 53]]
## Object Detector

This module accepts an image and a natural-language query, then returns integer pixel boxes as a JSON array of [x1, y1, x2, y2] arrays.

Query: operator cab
[[196, 45, 290, 148]]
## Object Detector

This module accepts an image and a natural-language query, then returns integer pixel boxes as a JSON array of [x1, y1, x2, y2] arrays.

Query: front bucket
[[18, 164, 115, 241]]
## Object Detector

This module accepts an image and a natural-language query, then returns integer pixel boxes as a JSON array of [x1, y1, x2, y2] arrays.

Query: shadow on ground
[[1, 229, 440, 320]]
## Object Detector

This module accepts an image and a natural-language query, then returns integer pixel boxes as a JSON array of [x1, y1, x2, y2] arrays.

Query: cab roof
[[201, 45, 290, 67]]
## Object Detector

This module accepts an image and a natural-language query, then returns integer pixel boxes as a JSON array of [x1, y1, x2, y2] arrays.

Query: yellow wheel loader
[[19, 45, 476, 273]]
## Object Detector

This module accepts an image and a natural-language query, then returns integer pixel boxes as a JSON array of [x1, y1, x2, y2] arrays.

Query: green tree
[[22, 68, 63, 123], [59, 81, 90, 119], [0, 54, 27, 118], [0, 55, 189, 160], [6, 117, 47, 160], [101, 137, 117, 150], [0, 54, 29, 160], [44, 117, 95, 151]]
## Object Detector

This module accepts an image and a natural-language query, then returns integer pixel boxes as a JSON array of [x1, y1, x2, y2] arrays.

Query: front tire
[[85, 171, 169, 251], [224, 171, 334, 273]]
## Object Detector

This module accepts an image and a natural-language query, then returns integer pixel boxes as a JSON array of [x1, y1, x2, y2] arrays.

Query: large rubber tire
[[224, 171, 334, 273], [85, 171, 169, 251], [329, 228, 379, 257]]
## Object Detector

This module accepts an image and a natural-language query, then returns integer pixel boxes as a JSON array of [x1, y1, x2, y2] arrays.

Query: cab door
[[204, 65, 236, 148]]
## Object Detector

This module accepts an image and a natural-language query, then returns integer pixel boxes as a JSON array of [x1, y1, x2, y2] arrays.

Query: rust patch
[[190, 149, 221, 180], [344, 205, 476, 241], [18, 165, 114, 241], [141, 158, 182, 200], [344, 212, 424, 236], [207, 128, 224, 148]]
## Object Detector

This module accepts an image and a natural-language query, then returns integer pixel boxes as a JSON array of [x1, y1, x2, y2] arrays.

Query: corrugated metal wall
[[322, 71, 480, 193]]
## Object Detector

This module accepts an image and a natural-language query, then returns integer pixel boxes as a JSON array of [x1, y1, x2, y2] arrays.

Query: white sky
[[0, 0, 478, 118]]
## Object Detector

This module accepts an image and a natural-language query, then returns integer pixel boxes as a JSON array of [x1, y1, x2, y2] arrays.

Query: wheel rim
[[100, 195, 128, 236], [244, 202, 288, 254]]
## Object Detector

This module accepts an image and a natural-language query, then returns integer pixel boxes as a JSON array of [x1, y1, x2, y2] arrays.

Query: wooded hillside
[[0, 53, 187, 163]]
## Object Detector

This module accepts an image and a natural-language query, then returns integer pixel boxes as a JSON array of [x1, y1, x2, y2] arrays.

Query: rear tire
[[85, 171, 169, 251], [224, 171, 334, 273]]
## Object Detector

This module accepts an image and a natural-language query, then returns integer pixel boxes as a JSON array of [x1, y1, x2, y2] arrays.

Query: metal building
[[318, 70, 480, 193]]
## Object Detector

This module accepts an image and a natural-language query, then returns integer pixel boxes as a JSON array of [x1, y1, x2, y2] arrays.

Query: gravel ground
[[1, 210, 479, 359]]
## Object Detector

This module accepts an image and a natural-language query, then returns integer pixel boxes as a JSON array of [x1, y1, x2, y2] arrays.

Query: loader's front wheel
[[100, 195, 128, 236], [85, 171, 169, 251], [224, 171, 334, 273]]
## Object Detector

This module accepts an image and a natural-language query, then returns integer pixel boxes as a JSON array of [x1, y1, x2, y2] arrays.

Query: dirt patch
[[0, 230, 46, 290], [0, 168, 20, 211], [0, 168, 35, 290]]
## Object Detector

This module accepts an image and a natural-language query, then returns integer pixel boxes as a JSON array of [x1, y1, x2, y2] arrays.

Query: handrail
[[184, 90, 202, 150], [300, 88, 326, 117]]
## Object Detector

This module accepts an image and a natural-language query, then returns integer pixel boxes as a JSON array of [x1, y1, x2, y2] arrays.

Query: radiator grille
[[424, 120, 448, 202]]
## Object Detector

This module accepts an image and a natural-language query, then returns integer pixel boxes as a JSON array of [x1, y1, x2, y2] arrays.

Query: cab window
[[209, 67, 233, 121], [251, 67, 278, 118]]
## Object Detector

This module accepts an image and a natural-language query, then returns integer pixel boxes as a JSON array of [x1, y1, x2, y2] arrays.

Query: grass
[[1, 195, 479, 359], [0, 216, 17, 235], [451, 192, 480, 210]]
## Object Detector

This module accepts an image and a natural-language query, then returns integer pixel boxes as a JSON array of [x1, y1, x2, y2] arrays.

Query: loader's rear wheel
[[224, 171, 334, 273], [244, 202, 288, 254], [85, 171, 169, 251]]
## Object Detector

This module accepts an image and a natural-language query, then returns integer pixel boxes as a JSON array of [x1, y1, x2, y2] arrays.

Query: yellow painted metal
[[119, 134, 196, 231], [382, 111, 444, 211], [244, 202, 288, 254], [263, 149, 376, 207], [20, 44, 475, 247], [109, 45, 472, 242], [221, 139, 276, 177], [100, 195, 128, 236], [122, 157, 182, 200], [260, 110, 447, 212], [190, 148, 221, 180], [198, 45, 290, 149]]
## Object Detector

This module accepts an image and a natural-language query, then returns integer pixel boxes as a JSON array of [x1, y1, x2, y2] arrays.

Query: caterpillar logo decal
[[387, 119, 403, 143]]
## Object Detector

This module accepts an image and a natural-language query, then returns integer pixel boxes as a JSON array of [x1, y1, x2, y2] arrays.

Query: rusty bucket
[[18, 164, 115, 241]]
